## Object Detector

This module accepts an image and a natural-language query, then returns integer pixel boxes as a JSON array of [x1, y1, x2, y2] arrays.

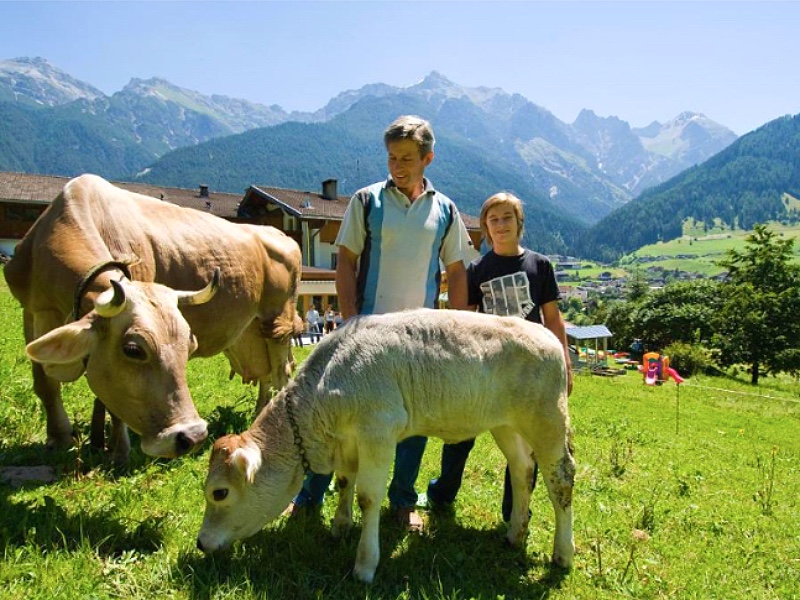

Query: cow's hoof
[[353, 564, 375, 584], [552, 549, 574, 569], [46, 433, 74, 451], [330, 519, 353, 539], [505, 528, 528, 548]]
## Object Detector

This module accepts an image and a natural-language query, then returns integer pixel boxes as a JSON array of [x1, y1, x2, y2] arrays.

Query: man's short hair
[[384, 115, 435, 157]]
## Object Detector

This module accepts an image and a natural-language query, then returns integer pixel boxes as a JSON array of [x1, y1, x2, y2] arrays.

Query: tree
[[713, 224, 800, 384], [626, 268, 650, 303], [630, 279, 722, 349]]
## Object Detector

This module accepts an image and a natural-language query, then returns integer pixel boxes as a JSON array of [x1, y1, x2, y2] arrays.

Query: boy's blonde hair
[[480, 192, 525, 246], [384, 115, 435, 158]]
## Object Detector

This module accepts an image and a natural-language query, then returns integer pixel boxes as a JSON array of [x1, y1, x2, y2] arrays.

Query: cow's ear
[[231, 445, 261, 484], [26, 319, 95, 368]]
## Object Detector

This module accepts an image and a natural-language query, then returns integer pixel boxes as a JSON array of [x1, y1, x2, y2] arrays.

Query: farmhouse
[[0, 171, 481, 314]]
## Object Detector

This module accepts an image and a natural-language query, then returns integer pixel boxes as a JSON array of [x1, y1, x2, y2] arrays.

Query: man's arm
[[336, 245, 360, 320], [541, 300, 573, 396], [444, 260, 469, 311]]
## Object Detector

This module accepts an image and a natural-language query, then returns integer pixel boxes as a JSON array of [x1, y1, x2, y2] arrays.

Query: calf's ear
[[26, 319, 95, 368], [231, 445, 262, 484]]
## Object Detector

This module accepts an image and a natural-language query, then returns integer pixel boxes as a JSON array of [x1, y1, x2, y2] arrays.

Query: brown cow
[[4, 174, 303, 462]]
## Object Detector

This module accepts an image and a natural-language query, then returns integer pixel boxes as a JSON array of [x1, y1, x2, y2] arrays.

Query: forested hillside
[[577, 114, 800, 262], [0, 101, 152, 178], [135, 95, 587, 254]]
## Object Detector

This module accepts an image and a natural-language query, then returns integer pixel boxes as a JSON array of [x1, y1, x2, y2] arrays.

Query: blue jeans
[[428, 438, 538, 521], [293, 435, 428, 510]]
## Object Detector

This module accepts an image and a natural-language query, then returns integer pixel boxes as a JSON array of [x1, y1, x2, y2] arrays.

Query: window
[[6, 206, 43, 222]]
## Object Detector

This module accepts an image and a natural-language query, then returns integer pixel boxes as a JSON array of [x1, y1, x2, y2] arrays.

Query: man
[[289, 115, 474, 531], [426, 191, 573, 520], [306, 304, 321, 343]]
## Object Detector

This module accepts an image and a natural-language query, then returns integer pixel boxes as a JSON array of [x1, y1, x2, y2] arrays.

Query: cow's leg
[[254, 339, 292, 414], [108, 412, 131, 465], [90, 398, 106, 449], [491, 426, 534, 547], [27, 310, 73, 449], [223, 323, 273, 415], [31, 361, 73, 449], [263, 338, 293, 403], [352, 443, 394, 584], [517, 415, 576, 568]]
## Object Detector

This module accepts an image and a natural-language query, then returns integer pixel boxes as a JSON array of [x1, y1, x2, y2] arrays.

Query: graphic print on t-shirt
[[480, 271, 535, 318]]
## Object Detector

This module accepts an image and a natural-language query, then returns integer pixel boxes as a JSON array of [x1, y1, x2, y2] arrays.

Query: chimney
[[199, 184, 209, 198], [321, 178, 338, 200]]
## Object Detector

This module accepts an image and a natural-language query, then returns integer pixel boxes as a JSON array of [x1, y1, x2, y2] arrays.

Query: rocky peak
[[0, 56, 106, 106]]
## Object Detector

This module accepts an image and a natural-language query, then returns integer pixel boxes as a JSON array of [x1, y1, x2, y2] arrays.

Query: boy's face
[[485, 204, 520, 246], [386, 139, 433, 198]]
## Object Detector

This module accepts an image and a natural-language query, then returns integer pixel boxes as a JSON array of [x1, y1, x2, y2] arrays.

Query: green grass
[[1, 273, 799, 599], [624, 221, 800, 277]]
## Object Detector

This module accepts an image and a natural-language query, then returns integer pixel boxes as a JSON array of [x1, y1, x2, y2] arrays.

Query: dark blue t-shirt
[[467, 248, 560, 324]]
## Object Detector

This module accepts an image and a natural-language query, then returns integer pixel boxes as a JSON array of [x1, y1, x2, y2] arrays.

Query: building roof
[[0, 171, 243, 219], [0, 171, 72, 204], [244, 184, 352, 221], [0, 171, 480, 229], [565, 325, 613, 340], [242, 184, 481, 230]]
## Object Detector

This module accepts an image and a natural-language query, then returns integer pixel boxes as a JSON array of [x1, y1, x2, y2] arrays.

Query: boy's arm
[[541, 300, 573, 396]]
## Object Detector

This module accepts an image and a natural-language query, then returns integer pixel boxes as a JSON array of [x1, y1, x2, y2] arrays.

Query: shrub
[[664, 341, 715, 376]]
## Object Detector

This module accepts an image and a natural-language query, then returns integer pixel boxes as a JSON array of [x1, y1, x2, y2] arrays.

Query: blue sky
[[2, 1, 798, 135]]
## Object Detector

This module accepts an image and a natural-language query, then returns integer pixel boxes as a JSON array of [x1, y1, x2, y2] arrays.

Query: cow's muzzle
[[140, 420, 209, 458]]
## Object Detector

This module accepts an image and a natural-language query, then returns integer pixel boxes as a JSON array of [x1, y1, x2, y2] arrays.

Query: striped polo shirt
[[335, 178, 473, 315]]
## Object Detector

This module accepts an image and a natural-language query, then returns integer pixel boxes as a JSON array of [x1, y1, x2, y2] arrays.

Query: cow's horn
[[176, 268, 220, 306], [95, 280, 127, 318]]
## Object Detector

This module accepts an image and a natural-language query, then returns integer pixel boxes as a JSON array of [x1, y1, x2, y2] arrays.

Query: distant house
[[0, 172, 482, 314], [559, 285, 588, 302]]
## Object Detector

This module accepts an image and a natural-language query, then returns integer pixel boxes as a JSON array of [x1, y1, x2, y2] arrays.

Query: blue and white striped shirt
[[336, 178, 474, 315]]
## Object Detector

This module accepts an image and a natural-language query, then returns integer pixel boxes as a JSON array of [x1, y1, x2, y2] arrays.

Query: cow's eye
[[213, 488, 229, 502], [122, 342, 147, 360]]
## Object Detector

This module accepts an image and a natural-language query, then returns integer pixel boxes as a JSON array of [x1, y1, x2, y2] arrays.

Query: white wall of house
[[313, 239, 338, 269]]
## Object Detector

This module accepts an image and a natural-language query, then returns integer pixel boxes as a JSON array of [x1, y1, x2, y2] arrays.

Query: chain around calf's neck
[[284, 396, 311, 473]]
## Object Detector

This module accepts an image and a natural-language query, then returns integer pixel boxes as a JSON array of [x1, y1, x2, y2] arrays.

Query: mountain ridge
[[0, 56, 747, 257]]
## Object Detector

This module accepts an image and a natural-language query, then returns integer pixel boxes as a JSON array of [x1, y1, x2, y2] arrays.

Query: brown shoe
[[282, 501, 319, 518], [393, 506, 425, 533], [281, 501, 300, 517]]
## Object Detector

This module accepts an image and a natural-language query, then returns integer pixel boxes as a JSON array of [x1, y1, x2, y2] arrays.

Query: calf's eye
[[122, 342, 147, 360], [213, 488, 229, 502]]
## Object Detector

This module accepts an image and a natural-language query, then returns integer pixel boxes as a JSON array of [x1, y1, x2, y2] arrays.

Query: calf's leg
[[519, 419, 575, 568], [491, 427, 534, 546], [351, 444, 394, 583], [332, 437, 359, 537]]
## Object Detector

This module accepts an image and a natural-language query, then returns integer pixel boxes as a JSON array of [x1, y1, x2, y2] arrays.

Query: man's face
[[386, 139, 433, 199]]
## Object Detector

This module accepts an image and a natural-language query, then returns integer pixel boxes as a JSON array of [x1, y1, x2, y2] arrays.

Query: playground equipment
[[641, 351, 684, 385]]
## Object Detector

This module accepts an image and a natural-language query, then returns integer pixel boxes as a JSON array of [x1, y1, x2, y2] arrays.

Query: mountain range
[[5, 56, 796, 259], [0, 58, 736, 214]]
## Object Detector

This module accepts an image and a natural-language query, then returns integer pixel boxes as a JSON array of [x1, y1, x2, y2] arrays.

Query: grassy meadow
[[1, 274, 798, 599], [626, 220, 800, 277]]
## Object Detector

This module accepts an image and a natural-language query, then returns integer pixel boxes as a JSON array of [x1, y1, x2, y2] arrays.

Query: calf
[[197, 308, 575, 583]]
